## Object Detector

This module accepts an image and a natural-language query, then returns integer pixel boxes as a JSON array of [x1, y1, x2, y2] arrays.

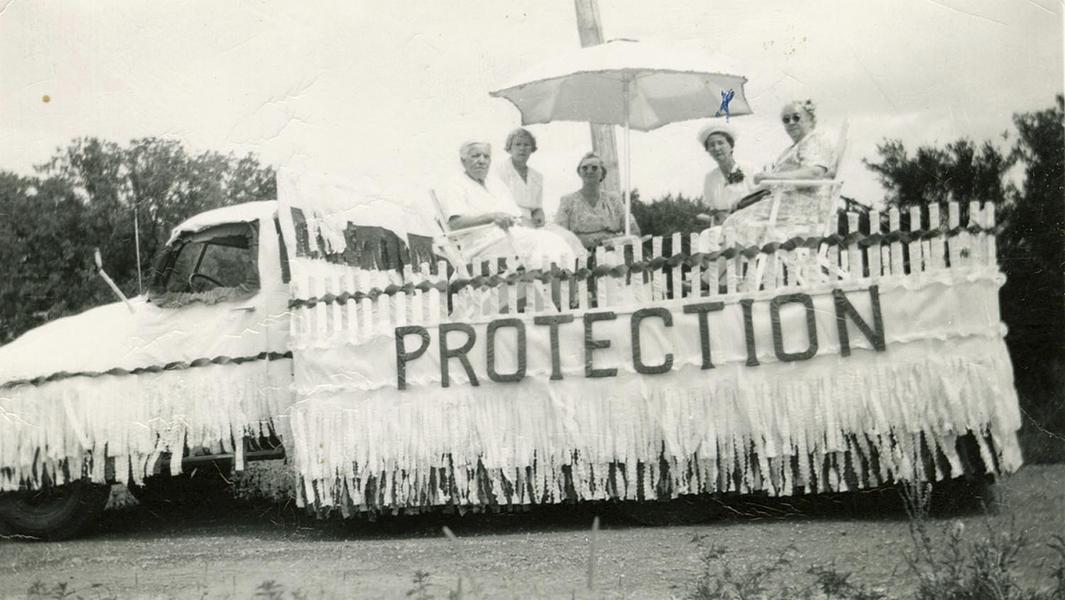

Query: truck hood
[[0, 293, 286, 387]]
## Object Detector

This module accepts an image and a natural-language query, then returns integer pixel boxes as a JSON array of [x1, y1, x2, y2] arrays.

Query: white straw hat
[[696, 123, 737, 148]]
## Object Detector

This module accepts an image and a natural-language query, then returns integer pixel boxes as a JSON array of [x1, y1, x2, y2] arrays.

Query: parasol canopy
[[491, 39, 752, 131]]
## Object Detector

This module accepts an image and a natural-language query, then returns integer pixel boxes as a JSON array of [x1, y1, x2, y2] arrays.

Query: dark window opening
[[149, 222, 260, 304]]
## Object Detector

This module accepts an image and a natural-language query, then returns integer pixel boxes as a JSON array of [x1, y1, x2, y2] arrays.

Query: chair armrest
[[445, 223, 498, 238], [763, 179, 841, 187]]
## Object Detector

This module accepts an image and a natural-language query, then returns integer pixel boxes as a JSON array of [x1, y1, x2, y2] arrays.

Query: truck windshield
[[149, 222, 260, 304]]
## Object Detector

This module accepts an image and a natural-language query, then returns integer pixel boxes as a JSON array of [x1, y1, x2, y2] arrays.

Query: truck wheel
[[930, 475, 998, 516], [0, 481, 111, 541], [126, 471, 234, 508], [615, 495, 720, 526]]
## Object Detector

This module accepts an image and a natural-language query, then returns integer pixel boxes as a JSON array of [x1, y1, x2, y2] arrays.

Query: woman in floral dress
[[555, 152, 640, 250], [721, 99, 837, 247]]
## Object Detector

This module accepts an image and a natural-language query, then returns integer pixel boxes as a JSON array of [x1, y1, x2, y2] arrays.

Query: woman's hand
[[492, 213, 517, 230], [752, 172, 767, 185]]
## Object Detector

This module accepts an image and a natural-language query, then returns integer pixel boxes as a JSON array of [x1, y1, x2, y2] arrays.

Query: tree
[[630, 190, 706, 239], [0, 173, 103, 342], [1002, 95, 1064, 299], [37, 137, 276, 295], [0, 138, 276, 343], [864, 97, 1065, 461], [864, 138, 1016, 209]]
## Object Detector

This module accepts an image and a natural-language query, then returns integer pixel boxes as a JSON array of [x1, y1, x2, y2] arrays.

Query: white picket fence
[[287, 201, 998, 338]]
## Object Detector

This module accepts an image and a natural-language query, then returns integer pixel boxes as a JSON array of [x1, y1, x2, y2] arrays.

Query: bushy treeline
[[0, 137, 275, 344]]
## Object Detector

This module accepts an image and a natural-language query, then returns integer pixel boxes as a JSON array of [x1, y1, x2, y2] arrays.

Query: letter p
[[395, 325, 430, 390]]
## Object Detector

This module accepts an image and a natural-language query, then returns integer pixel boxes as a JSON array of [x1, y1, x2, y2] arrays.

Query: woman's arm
[[554, 196, 573, 229], [449, 212, 516, 230], [606, 192, 639, 236], [753, 165, 827, 183], [755, 132, 834, 183]]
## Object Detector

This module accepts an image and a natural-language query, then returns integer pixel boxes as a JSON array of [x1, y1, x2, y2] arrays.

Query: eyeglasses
[[781, 114, 803, 125]]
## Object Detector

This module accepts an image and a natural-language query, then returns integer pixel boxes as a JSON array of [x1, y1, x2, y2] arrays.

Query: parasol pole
[[623, 76, 632, 236]]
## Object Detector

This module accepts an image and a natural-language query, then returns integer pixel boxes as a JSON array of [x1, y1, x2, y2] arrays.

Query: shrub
[[629, 190, 706, 239]]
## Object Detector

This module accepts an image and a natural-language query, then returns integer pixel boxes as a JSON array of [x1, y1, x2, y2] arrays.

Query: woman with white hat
[[697, 123, 753, 223]]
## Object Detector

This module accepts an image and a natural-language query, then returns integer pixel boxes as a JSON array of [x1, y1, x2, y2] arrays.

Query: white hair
[[459, 140, 492, 161]]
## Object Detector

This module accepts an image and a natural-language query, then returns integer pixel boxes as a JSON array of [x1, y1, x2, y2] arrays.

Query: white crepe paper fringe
[[289, 351, 1021, 513], [0, 359, 293, 491]]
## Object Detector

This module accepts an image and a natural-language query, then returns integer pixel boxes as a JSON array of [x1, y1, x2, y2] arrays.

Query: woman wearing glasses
[[719, 99, 837, 246], [555, 152, 641, 250], [753, 99, 834, 184]]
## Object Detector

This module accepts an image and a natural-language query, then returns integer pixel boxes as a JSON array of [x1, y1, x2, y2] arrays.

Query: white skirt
[[465, 225, 586, 270]]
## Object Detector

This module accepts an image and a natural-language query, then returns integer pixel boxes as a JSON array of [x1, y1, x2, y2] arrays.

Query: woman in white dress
[[494, 128, 586, 259], [438, 140, 584, 269], [495, 128, 545, 226], [696, 123, 753, 224]]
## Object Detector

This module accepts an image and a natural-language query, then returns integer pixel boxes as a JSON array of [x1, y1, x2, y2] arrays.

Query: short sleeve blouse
[[772, 130, 835, 174], [702, 161, 755, 213], [555, 189, 639, 247]]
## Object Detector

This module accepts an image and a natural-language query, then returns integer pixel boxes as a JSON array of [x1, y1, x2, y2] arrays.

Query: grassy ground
[[1016, 357, 1065, 464], [2, 464, 1063, 599]]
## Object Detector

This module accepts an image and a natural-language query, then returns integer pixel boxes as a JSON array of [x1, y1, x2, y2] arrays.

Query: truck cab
[[0, 200, 295, 539]]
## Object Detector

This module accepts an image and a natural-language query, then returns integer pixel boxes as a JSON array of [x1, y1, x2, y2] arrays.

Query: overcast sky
[[1, 0, 1061, 215]]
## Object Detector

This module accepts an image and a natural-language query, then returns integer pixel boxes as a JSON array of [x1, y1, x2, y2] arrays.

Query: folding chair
[[428, 189, 497, 279]]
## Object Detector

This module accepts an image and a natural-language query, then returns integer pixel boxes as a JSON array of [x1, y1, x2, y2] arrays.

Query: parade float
[[0, 176, 1023, 538], [0, 42, 1022, 539]]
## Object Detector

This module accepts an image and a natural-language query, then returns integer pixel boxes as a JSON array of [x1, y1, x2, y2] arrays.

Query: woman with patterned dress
[[720, 99, 837, 247], [555, 152, 640, 250]]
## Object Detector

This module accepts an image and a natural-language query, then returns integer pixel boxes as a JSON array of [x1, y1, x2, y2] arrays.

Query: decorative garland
[[287, 223, 1000, 310], [0, 351, 292, 390], [298, 431, 1005, 514]]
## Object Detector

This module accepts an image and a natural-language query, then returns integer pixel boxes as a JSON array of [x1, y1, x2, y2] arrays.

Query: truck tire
[[930, 475, 998, 516], [0, 481, 111, 541], [126, 470, 234, 508], [615, 495, 721, 526]]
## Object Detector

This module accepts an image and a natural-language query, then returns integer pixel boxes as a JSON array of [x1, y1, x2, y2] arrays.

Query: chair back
[[428, 190, 453, 234], [825, 120, 849, 180], [428, 189, 472, 278], [760, 120, 850, 240]]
